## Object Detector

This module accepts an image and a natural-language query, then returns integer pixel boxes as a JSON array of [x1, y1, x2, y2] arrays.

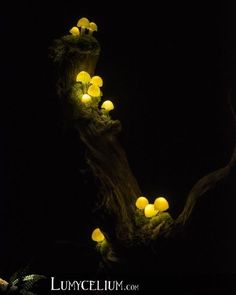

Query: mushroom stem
[[83, 83, 87, 94], [100, 109, 111, 118], [81, 27, 86, 35]]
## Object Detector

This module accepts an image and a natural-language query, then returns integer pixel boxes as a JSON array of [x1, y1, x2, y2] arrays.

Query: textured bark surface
[[76, 116, 142, 242], [50, 35, 141, 244], [49, 35, 100, 97], [176, 145, 236, 226]]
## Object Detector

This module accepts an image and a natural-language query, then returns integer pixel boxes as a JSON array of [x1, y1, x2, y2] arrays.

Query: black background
[[1, 0, 236, 293]]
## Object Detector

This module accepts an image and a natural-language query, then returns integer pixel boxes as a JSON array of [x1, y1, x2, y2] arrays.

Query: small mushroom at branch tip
[[77, 17, 90, 35], [88, 22, 98, 35], [136, 196, 149, 209], [101, 100, 114, 112], [144, 204, 158, 218], [81, 94, 92, 103], [87, 84, 101, 97], [154, 197, 169, 212], [90, 75, 103, 87], [76, 71, 91, 83], [91, 228, 105, 243], [69, 26, 80, 36]]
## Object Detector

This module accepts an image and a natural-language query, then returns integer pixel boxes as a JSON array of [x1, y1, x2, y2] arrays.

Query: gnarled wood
[[175, 97, 236, 228], [50, 35, 141, 243], [176, 144, 236, 226]]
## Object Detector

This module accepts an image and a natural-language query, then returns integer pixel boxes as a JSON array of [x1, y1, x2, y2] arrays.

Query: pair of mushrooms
[[69, 17, 98, 37], [136, 196, 169, 218], [76, 71, 114, 112]]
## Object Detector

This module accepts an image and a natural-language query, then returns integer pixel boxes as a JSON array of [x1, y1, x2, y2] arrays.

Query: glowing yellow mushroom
[[81, 94, 92, 103], [101, 100, 114, 112], [91, 228, 105, 243], [76, 71, 91, 84], [144, 204, 158, 218], [77, 17, 90, 35], [135, 196, 149, 210], [88, 22, 98, 35], [90, 76, 103, 87], [87, 84, 101, 97], [69, 26, 80, 36], [154, 197, 169, 212]]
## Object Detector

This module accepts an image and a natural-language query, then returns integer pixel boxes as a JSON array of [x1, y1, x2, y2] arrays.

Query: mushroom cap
[[101, 100, 114, 111], [91, 228, 105, 242], [89, 22, 98, 32], [135, 196, 149, 209], [81, 94, 92, 103], [76, 71, 91, 83], [77, 17, 90, 28], [144, 204, 158, 218], [87, 84, 101, 97], [69, 26, 80, 36], [154, 197, 169, 212], [90, 75, 103, 87]]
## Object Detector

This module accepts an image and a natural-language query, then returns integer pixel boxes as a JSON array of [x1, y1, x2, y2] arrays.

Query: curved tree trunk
[[50, 35, 141, 243]]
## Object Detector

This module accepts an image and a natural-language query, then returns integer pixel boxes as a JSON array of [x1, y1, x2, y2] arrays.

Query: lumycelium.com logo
[[51, 277, 139, 292]]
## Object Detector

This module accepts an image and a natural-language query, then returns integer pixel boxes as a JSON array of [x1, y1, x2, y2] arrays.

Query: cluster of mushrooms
[[91, 197, 169, 246], [69, 17, 98, 37], [135, 196, 169, 217], [75, 70, 114, 113]]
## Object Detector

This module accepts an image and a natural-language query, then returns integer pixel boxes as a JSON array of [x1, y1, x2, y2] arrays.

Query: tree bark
[[50, 35, 141, 243]]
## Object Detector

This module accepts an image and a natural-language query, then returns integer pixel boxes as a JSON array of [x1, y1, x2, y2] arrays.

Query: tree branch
[[175, 96, 236, 227]]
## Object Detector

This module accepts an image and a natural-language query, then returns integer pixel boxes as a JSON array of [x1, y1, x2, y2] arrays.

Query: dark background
[[1, 0, 236, 293]]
